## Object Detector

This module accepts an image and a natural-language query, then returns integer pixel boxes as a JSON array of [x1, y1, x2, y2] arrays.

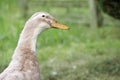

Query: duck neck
[[17, 25, 43, 53], [9, 24, 42, 76]]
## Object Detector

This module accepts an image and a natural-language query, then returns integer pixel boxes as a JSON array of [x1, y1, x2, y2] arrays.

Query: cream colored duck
[[0, 12, 69, 80]]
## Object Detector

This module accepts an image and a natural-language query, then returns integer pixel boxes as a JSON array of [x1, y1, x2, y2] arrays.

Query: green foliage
[[0, 0, 120, 80]]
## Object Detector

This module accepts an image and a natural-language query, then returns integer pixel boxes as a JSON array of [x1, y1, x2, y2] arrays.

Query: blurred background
[[0, 0, 120, 80]]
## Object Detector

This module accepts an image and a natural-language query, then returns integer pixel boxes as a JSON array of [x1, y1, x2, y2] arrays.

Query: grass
[[0, 0, 120, 80]]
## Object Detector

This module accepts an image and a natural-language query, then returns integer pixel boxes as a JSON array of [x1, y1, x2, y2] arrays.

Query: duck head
[[25, 12, 69, 35]]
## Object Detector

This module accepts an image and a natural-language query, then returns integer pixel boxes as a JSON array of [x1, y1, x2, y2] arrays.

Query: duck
[[0, 12, 69, 80]]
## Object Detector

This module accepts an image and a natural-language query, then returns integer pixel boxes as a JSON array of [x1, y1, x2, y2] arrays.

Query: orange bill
[[51, 20, 69, 30]]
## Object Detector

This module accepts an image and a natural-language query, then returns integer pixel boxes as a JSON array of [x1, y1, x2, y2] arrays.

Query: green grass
[[0, 0, 120, 80]]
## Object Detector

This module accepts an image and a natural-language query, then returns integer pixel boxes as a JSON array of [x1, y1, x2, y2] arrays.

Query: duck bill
[[51, 20, 69, 30]]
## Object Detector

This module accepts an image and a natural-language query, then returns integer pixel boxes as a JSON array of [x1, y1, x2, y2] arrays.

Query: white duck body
[[0, 12, 69, 80]]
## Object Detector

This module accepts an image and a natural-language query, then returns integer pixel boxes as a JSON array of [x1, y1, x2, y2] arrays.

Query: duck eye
[[42, 15, 45, 17]]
